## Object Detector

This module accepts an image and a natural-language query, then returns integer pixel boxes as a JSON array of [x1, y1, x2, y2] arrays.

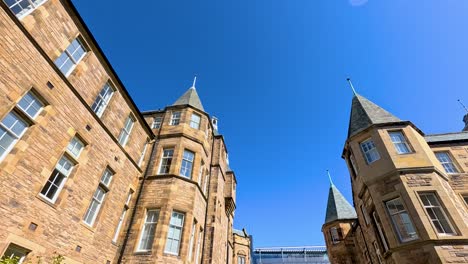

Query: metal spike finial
[[327, 170, 334, 186], [458, 99, 468, 113], [347, 78, 357, 95], [191, 76, 197, 89]]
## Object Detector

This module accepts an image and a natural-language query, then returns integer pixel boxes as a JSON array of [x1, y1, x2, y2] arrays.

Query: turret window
[[330, 226, 342, 244], [419, 192, 456, 235], [360, 139, 380, 164], [170, 111, 181, 125], [137, 209, 160, 251], [165, 211, 185, 255], [385, 197, 418, 242], [190, 113, 201, 129], [389, 131, 411, 154], [435, 152, 459, 174], [180, 150, 195, 178], [158, 148, 174, 174]]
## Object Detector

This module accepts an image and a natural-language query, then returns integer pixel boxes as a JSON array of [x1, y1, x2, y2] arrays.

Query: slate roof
[[325, 184, 357, 224], [425, 131, 468, 144], [173, 87, 205, 111], [348, 94, 401, 138]]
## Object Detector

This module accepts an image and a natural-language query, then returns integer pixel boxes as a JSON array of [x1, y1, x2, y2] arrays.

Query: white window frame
[[54, 37, 87, 77], [238, 256, 246, 264], [389, 131, 412, 154], [138, 141, 148, 167], [17, 90, 45, 119], [372, 211, 389, 251], [198, 162, 204, 186], [39, 156, 74, 203], [83, 168, 113, 226], [66, 136, 85, 159], [188, 220, 196, 261], [360, 138, 380, 164], [419, 192, 456, 236], [112, 208, 127, 243], [152, 116, 163, 129], [194, 229, 203, 264], [190, 113, 201, 129], [435, 152, 459, 174], [203, 172, 209, 194], [164, 211, 185, 255], [118, 114, 135, 146], [91, 82, 115, 118], [373, 241, 384, 264], [158, 148, 174, 174], [385, 197, 418, 242], [170, 111, 181, 126], [5, 0, 48, 19], [137, 209, 160, 252], [360, 204, 370, 226], [180, 149, 195, 178]]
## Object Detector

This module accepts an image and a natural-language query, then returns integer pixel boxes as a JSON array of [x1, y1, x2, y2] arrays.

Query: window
[[112, 208, 127, 243], [83, 168, 113, 226], [165, 211, 185, 255], [1, 244, 30, 264], [389, 131, 411, 154], [67, 136, 85, 159], [190, 113, 201, 129], [385, 197, 418, 242], [349, 154, 358, 176], [372, 211, 389, 251], [91, 82, 115, 117], [435, 152, 459, 174], [118, 115, 135, 146], [152, 116, 163, 129], [4, 0, 47, 18], [188, 220, 197, 261], [238, 256, 246, 264], [138, 142, 148, 167], [54, 38, 87, 76], [194, 229, 203, 264], [170, 111, 181, 126], [360, 205, 370, 226], [372, 241, 383, 264], [360, 139, 380, 164], [463, 195, 468, 207], [419, 193, 456, 235], [17, 91, 44, 119], [0, 91, 44, 161], [159, 148, 174, 174], [180, 150, 195, 178], [137, 209, 160, 251], [198, 162, 204, 186], [203, 171, 209, 194], [113, 190, 133, 243], [40, 156, 74, 202], [330, 227, 342, 244]]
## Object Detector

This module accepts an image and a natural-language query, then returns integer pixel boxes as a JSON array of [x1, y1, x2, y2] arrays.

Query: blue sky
[[72, 0, 468, 246]]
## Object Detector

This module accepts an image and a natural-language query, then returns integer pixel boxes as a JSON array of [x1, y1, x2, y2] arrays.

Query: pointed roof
[[173, 87, 205, 111], [325, 184, 357, 224], [347, 94, 401, 138]]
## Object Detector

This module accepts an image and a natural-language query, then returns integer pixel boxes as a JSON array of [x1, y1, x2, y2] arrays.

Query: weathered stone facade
[[0, 0, 251, 263], [323, 94, 468, 264]]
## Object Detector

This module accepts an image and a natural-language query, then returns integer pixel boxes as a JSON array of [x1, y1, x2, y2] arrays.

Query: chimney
[[211, 116, 218, 131], [463, 114, 468, 131]]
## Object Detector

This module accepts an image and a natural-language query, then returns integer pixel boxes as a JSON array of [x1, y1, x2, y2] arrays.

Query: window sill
[[134, 251, 152, 255], [80, 221, 96, 233], [36, 194, 57, 209]]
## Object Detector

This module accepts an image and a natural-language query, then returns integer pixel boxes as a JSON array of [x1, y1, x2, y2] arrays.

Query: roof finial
[[327, 170, 334, 186], [458, 99, 468, 113], [191, 76, 197, 89], [347, 78, 357, 96]]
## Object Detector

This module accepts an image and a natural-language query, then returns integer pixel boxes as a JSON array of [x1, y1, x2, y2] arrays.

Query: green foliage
[[51, 254, 64, 264], [0, 256, 20, 264]]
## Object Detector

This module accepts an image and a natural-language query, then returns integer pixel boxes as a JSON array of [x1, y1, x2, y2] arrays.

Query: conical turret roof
[[173, 87, 205, 111], [348, 94, 401, 138], [325, 184, 357, 224]]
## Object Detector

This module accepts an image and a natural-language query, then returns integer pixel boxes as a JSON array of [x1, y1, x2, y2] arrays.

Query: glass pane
[[0, 130, 16, 152]]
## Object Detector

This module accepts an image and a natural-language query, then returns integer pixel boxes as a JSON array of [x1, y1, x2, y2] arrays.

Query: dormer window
[[360, 138, 380, 164], [435, 152, 459, 174]]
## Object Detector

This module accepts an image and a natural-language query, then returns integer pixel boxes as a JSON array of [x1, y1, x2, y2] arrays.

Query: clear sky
[[72, 0, 468, 247]]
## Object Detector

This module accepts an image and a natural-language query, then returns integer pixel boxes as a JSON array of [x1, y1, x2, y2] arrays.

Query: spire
[[347, 78, 357, 96], [458, 99, 468, 131], [327, 170, 334, 186], [347, 94, 401, 138], [173, 79, 205, 111], [324, 184, 357, 224]]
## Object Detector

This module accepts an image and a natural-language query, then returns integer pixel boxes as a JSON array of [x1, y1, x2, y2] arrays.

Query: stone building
[[0, 0, 250, 263], [322, 92, 468, 263]]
